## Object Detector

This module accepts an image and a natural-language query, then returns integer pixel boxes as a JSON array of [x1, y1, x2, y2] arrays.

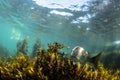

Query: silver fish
[[71, 46, 102, 68]]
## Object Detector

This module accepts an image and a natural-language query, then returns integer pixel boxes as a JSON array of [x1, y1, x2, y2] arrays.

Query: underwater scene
[[0, 0, 120, 79]]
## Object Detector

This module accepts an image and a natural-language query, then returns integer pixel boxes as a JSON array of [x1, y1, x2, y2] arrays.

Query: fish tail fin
[[89, 52, 103, 68]]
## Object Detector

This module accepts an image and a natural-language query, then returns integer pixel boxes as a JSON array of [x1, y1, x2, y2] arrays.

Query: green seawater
[[0, 0, 120, 69]]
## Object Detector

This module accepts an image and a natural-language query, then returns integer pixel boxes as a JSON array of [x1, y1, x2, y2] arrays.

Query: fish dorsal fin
[[89, 52, 103, 68]]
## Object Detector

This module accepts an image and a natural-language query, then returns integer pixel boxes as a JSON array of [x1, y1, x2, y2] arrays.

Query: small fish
[[71, 46, 102, 69]]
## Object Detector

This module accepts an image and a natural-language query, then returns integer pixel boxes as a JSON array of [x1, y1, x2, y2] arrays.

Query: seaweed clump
[[16, 38, 28, 55], [32, 38, 41, 57], [0, 42, 120, 80], [47, 42, 66, 53], [0, 53, 47, 80]]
